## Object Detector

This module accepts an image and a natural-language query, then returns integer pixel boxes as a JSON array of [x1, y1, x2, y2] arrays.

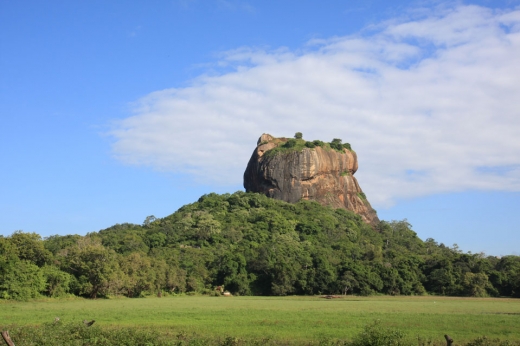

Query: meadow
[[1, 295, 519, 344]]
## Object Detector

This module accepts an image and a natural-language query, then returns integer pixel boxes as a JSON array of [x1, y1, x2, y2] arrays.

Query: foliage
[[328, 138, 352, 152], [60, 238, 119, 298], [9, 231, 52, 266], [41, 265, 72, 297], [0, 260, 45, 300], [1, 321, 179, 346], [1, 191, 519, 300], [350, 320, 411, 346], [44, 234, 82, 255], [263, 138, 307, 158], [262, 135, 353, 158]]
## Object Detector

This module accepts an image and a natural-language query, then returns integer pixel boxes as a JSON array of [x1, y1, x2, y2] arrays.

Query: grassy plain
[[1, 295, 519, 344]]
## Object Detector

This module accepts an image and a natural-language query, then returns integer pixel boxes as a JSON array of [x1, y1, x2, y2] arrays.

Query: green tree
[[41, 265, 72, 297], [44, 234, 81, 255], [9, 231, 52, 266], [428, 267, 455, 295], [491, 256, 520, 297], [145, 231, 167, 249], [143, 215, 157, 227], [193, 211, 221, 243], [294, 132, 303, 139], [119, 252, 155, 297], [338, 270, 358, 295], [0, 260, 45, 300], [308, 254, 336, 294], [330, 138, 343, 151], [62, 238, 119, 298], [214, 252, 250, 295], [463, 272, 489, 297]]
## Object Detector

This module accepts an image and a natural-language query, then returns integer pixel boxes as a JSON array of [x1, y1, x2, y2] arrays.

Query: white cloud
[[110, 4, 520, 207]]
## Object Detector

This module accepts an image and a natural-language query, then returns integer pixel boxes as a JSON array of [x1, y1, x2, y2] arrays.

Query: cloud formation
[[110, 4, 520, 207]]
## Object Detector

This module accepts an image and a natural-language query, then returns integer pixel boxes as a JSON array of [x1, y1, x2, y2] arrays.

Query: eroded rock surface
[[244, 134, 379, 226]]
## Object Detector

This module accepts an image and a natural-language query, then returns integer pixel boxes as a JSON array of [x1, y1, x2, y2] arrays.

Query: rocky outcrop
[[244, 134, 379, 226]]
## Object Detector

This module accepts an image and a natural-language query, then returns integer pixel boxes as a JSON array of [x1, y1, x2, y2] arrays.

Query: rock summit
[[243, 133, 379, 226]]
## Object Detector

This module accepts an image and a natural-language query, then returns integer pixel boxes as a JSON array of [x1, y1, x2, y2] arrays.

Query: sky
[[1, 0, 519, 256]]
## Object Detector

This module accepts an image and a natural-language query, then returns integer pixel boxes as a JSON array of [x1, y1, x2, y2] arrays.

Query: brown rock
[[243, 134, 379, 226]]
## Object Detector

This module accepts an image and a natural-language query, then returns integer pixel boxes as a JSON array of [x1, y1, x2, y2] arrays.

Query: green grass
[[1, 295, 519, 344]]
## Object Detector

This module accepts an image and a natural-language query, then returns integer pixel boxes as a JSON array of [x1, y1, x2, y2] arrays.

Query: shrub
[[41, 265, 72, 298], [1, 321, 177, 346], [330, 138, 343, 151], [0, 260, 45, 300], [465, 336, 515, 346], [305, 141, 316, 148], [350, 320, 411, 346], [284, 139, 297, 148], [358, 192, 367, 200], [294, 132, 303, 139]]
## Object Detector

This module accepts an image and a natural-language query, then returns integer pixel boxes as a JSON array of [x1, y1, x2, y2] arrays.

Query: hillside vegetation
[[1, 191, 519, 300]]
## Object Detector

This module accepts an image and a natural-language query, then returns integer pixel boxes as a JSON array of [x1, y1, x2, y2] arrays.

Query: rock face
[[244, 134, 379, 226]]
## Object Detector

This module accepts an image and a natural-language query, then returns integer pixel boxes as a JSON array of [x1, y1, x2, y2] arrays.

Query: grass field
[[1, 295, 519, 344]]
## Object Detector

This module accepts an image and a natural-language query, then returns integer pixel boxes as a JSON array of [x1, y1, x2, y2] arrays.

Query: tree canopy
[[1, 192, 518, 300]]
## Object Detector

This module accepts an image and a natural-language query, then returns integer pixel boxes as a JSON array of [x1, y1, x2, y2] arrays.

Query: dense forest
[[1, 191, 519, 300]]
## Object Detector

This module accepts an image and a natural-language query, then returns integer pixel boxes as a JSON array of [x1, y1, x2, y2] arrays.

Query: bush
[[330, 138, 343, 151], [350, 320, 411, 346], [466, 336, 515, 346], [294, 132, 303, 139], [0, 321, 280, 345], [1, 321, 177, 346], [0, 260, 45, 300], [41, 265, 72, 298], [305, 141, 316, 148], [284, 139, 297, 148]]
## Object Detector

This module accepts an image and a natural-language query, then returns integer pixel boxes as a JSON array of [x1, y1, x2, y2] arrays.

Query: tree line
[[1, 191, 519, 300]]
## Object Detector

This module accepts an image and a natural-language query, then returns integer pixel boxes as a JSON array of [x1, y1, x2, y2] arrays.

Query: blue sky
[[1, 0, 519, 256]]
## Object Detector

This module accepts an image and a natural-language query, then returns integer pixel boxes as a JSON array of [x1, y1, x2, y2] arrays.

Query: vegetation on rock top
[[263, 133, 353, 158]]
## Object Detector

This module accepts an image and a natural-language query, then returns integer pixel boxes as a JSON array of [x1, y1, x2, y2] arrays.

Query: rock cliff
[[243, 134, 379, 226]]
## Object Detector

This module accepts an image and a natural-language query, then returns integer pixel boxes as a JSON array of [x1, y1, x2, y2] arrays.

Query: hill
[[1, 191, 519, 300]]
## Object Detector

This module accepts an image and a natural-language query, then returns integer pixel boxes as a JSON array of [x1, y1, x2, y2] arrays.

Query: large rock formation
[[244, 134, 379, 225]]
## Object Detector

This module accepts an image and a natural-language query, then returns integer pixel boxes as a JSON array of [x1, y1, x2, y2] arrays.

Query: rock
[[243, 134, 379, 226]]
